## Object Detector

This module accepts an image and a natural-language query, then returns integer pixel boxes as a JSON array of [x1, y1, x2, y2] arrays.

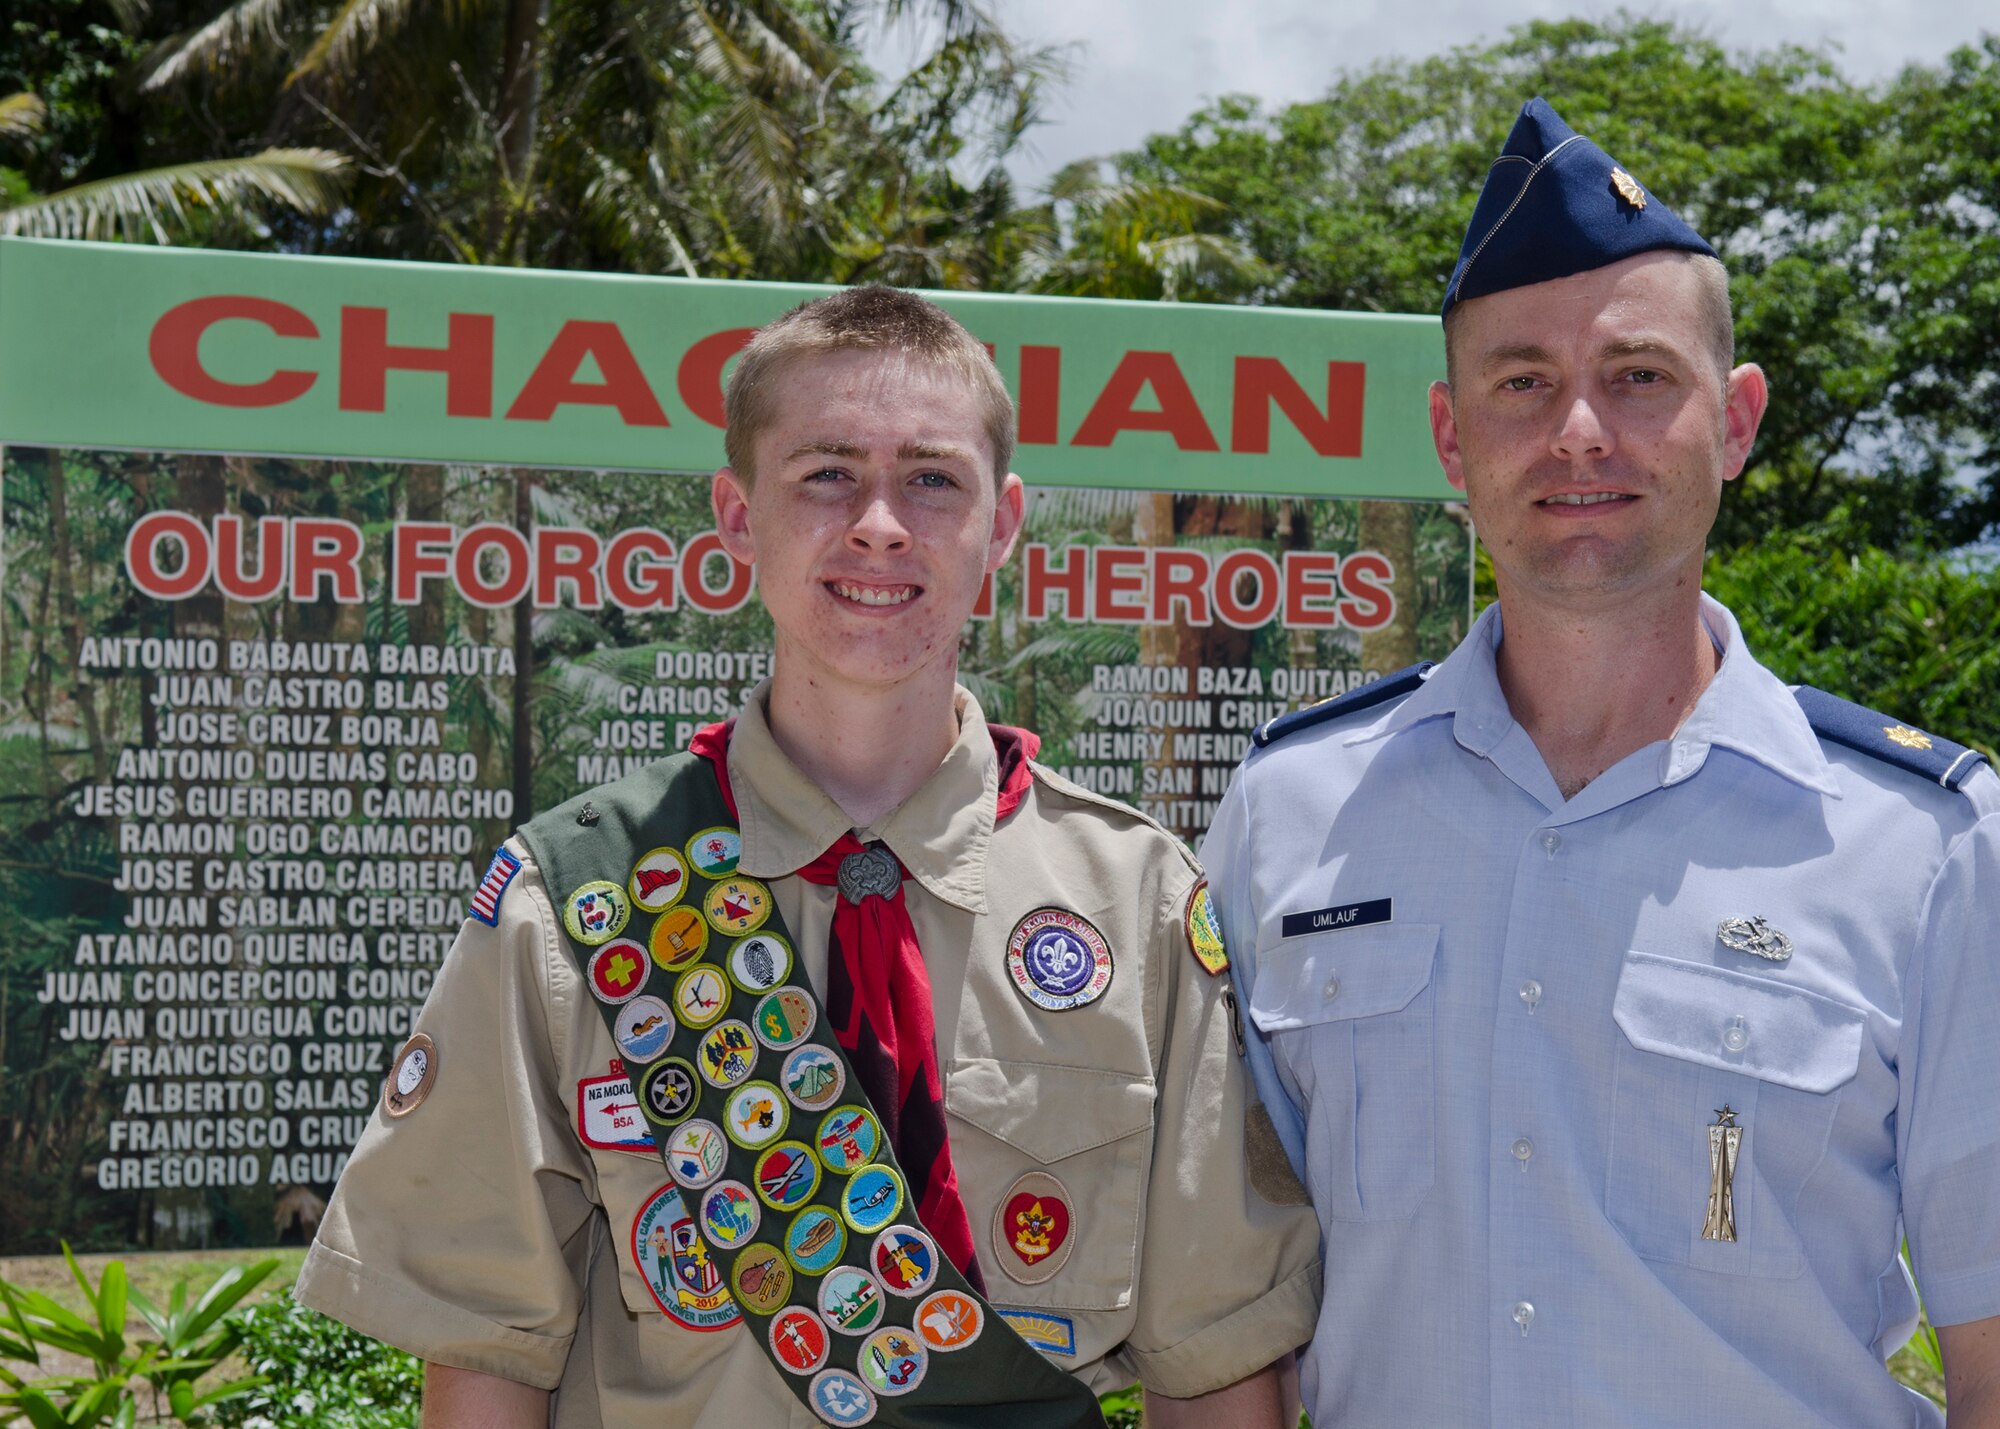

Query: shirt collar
[[1364, 594, 1838, 797], [728, 680, 997, 914]]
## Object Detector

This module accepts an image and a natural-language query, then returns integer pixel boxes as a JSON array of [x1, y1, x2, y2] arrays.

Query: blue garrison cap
[[1442, 97, 1717, 317]]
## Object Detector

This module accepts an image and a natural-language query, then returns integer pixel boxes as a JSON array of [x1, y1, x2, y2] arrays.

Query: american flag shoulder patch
[[468, 848, 522, 926]]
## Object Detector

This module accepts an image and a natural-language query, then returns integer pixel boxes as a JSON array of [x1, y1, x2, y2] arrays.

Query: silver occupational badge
[[1702, 1105, 1742, 1242], [1716, 915, 1792, 962], [836, 845, 901, 904]]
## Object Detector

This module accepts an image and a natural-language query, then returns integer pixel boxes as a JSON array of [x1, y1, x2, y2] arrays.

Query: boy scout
[[1204, 99, 2000, 1426], [296, 286, 1321, 1427]]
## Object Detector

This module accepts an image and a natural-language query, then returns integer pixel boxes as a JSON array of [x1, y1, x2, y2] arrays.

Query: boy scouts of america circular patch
[[631, 1185, 741, 1332], [1005, 908, 1113, 1011], [1183, 880, 1229, 976]]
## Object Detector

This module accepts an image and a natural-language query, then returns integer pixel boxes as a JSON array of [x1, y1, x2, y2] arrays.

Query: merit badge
[[724, 1080, 790, 1150], [785, 1205, 848, 1276], [697, 1020, 758, 1089], [816, 1105, 882, 1174], [629, 846, 690, 912], [674, 965, 730, 1029], [755, 1141, 822, 1212], [756, 988, 817, 1051], [1183, 880, 1229, 977], [915, 1289, 983, 1353], [841, 1164, 904, 1236], [665, 1119, 729, 1191], [871, 1225, 939, 1297], [808, 1367, 877, 1426], [730, 1242, 794, 1315], [640, 1057, 700, 1126], [817, 1265, 886, 1335], [782, 1045, 845, 1111], [1717, 915, 1793, 963], [705, 876, 773, 937], [699, 1180, 760, 1249], [631, 1185, 740, 1332], [613, 995, 676, 1064], [994, 1170, 1074, 1285], [859, 1326, 927, 1398], [577, 1066, 656, 1155], [686, 826, 741, 878], [1005, 908, 1113, 1012], [650, 906, 710, 972], [727, 932, 792, 994], [467, 848, 521, 926], [382, 1032, 437, 1118], [770, 1306, 832, 1375], [588, 939, 651, 1005], [563, 880, 631, 946], [1702, 1105, 1743, 1243]]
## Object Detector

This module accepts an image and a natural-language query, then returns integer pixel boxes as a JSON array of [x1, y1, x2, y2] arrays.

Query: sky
[[877, 0, 1996, 190]]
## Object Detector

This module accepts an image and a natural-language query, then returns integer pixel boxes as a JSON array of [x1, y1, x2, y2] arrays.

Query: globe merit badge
[[1006, 908, 1113, 1011], [631, 1186, 740, 1332]]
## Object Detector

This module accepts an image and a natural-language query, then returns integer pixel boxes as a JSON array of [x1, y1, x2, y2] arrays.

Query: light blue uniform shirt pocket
[[1248, 923, 1439, 1222], [1608, 952, 1867, 1278]]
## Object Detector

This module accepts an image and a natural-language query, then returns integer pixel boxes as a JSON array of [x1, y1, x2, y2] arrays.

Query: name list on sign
[[1053, 663, 1380, 834], [52, 634, 515, 1195]]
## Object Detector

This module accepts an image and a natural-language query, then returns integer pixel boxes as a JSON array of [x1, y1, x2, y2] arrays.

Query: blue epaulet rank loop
[[1792, 686, 1990, 791], [1252, 662, 1434, 749]]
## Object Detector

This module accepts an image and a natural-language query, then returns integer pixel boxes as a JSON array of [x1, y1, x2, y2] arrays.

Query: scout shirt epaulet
[[1791, 686, 1991, 792], [1251, 661, 1434, 749]]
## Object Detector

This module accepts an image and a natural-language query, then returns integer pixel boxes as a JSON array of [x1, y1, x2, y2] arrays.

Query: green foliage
[[1705, 515, 2000, 754], [210, 1289, 419, 1429], [0, 1247, 275, 1426]]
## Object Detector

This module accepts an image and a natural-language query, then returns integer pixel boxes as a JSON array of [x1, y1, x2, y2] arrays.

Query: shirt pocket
[[946, 1058, 1157, 1312], [1607, 950, 1866, 1279], [582, 1138, 700, 1319], [1247, 923, 1439, 1222]]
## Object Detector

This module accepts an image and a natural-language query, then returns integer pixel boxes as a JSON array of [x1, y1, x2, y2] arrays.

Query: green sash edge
[[519, 750, 1106, 1428]]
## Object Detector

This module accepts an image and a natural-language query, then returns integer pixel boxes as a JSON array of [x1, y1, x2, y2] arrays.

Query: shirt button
[[1722, 1016, 1750, 1053], [1511, 1301, 1536, 1336], [1322, 974, 1341, 1002], [1511, 1137, 1534, 1167], [1540, 830, 1562, 855], [1518, 980, 1543, 1013]]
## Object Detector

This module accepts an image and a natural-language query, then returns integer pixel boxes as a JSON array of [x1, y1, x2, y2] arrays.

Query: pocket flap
[[946, 1059, 1155, 1163], [1247, 923, 1440, 1032], [1613, 951, 1865, 1094]]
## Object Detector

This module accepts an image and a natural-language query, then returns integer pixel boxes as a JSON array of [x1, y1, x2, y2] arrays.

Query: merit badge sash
[[519, 751, 1105, 1429]]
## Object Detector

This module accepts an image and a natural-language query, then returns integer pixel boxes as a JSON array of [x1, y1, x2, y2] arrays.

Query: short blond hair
[[723, 285, 1016, 485]]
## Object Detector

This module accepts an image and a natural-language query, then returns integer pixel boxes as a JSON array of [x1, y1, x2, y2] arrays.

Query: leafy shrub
[[212, 1291, 419, 1429]]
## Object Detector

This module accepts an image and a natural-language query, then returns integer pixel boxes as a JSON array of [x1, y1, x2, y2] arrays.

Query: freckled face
[[1430, 252, 1766, 613], [711, 349, 1023, 702]]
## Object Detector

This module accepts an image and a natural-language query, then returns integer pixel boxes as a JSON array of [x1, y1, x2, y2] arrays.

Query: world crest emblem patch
[[1005, 908, 1113, 1011]]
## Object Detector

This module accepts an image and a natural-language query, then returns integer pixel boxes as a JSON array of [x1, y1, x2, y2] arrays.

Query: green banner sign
[[0, 238, 1449, 499]]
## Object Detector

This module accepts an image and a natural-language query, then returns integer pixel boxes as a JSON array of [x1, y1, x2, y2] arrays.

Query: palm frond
[[0, 148, 351, 243], [0, 93, 47, 142], [142, 0, 296, 91], [288, 0, 424, 86]]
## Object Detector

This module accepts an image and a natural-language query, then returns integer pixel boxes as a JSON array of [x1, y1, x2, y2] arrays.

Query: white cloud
[[918, 0, 1997, 190]]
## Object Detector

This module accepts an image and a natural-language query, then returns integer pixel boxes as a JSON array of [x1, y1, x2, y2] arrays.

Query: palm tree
[[0, 87, 348, 242], [0, 89, 349, 241]]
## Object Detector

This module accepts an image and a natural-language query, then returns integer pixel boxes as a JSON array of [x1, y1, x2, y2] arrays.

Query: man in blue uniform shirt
[[1202, 97, 2000, 1426]]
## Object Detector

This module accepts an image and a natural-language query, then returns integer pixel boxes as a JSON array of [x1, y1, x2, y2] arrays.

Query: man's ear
[[988, 473, 1026, 573], [1429, 381, 1467, 492], [712, 467, 755, 564], [1720, 363, 1769, 483]]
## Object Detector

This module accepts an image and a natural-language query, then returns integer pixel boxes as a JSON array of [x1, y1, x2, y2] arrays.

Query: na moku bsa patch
[[576, 1062, 657, 1154]]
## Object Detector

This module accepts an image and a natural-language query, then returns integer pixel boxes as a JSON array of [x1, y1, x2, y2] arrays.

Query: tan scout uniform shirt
[[296, 686, 1320, 1425]]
